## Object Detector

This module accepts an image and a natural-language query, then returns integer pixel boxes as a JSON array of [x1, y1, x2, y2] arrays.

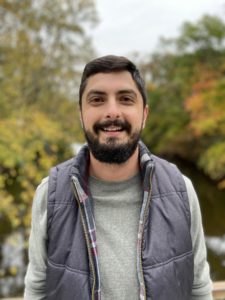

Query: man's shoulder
[[151, 155, 195, 191], [151, 154, 167, 164], [35, 157, 76, 197], [51, 144, 89, 172], [53, 156, 75, 171], [36, 176, 49, 192], [151, 154, 184, 179]]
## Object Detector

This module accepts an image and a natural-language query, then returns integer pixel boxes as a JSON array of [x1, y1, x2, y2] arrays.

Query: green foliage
[[142, 14, 225, 188], [0, 0, 96, 240], [0, 110, 73, 232], [177, 15, 225, 51], [199, 142, 225, 181]]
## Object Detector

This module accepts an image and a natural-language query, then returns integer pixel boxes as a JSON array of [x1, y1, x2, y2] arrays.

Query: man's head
[[79, 55, 147, 108], [79, 55, 148, 164]]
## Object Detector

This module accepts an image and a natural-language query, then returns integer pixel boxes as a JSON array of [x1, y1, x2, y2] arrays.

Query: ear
[[142, 105, 149, 129]]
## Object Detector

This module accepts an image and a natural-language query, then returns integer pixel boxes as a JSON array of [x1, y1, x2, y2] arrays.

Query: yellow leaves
[[199, 142, 225, 185], [20, 184, 35, 204], [183, 75, 225, 184], [23, 210, 32, 228], [185, 93, 204, 117], [218, 179, 225, 189], [20, 179, 31, 189], [0, 108, 74, 234], [0, 176, 5, 189], [140, 15, 225, 188], [0, 192, 13, 212], [184, 76, 225, 138], [24, 164, 37, 181], [185, 79, 215, 117], [8, 266, 18, 276], [0, 2, 94, 284], [0, 190, 20, 229], [146, 82, 156, 92]]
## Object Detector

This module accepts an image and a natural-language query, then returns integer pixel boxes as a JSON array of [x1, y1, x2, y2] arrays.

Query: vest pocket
[[143, 251, 193, 300], [46, 259, 93, 299]]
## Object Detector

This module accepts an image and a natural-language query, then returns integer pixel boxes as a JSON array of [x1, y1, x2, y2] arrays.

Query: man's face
[[80, 71, 148, 164]]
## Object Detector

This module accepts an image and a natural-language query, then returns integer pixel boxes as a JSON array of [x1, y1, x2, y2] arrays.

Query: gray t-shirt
[[89, 174, 142, 300], [24, 175, 213, 300]]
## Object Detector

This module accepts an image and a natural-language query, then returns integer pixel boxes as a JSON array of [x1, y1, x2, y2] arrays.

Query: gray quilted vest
[[46, 142, 193, 300]]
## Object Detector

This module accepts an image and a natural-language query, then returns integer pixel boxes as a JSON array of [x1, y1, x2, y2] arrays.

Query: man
[[24, 55, 212, 300]]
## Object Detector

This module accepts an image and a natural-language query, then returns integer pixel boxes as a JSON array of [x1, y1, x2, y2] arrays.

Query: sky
[[90, 0, 225, 56]]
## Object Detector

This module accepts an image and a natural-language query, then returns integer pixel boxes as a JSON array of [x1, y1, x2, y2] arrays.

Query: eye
[[120, 94, 135, 104], [88, 96, 105, 106]]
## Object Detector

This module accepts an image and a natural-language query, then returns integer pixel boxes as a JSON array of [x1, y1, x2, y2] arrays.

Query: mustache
[[93, 119, 131, 134]]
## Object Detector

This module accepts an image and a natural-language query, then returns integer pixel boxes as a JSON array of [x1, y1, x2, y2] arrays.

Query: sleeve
[[24, 177, 48, 300], [183, 176, 213, 300]]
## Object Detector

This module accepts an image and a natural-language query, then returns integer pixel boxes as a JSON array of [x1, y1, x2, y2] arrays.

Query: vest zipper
[[71, 176, 96, 300], [139, 164, 154, 300]]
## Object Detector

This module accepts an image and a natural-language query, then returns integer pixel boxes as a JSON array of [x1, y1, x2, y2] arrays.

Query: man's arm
[[24, 177, 48, 300], [183, 176, 213, 300]]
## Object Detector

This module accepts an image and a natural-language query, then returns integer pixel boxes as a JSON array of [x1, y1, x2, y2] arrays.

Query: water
[[0, 231, 25, 297], [206, 235, 225, 280], [0, 157, 224, 297]]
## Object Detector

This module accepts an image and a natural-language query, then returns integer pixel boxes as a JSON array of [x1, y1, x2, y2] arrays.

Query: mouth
[[101, 126, 123, 132], [100, 125, 124, 138], [94, 120, 131, 135]]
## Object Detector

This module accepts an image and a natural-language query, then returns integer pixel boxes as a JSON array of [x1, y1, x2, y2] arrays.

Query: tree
[[142, 15, 225, 188], [0, 1, 97, 294], [0, 0, 97, 112]]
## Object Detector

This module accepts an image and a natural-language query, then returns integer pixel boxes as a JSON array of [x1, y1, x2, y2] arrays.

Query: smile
[[93, 119, 131, 135], [102, 126, 123, 132]]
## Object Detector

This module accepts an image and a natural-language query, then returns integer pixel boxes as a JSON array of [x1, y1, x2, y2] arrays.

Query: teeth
[[103, 126, 122, 132]]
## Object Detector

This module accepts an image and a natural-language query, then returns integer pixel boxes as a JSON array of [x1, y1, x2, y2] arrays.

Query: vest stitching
[[48, 258, 93, 278], [143, 250, 193, 270], [47, 169, 57, 234], [47, 143, 193, 299], [48, 202, 75, 205], [151, 191, 187, 198]]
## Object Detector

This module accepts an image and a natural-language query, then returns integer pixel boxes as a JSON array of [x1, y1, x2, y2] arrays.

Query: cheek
[[81, 111, 99, 130], [128, 107, 148, 130], [128, 112, 145, 127]]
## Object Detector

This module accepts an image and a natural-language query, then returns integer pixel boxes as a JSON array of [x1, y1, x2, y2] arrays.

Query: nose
[[104, 98, 121, 119]]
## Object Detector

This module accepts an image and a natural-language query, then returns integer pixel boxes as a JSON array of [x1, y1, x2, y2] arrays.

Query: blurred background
[[0, 0, 225, 298]]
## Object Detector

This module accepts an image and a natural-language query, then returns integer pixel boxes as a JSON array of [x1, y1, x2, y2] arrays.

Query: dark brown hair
[[79, 55, 147, 107]]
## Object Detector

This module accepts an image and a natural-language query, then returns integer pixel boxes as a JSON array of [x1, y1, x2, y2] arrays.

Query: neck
[[89, 147, 140, 182]]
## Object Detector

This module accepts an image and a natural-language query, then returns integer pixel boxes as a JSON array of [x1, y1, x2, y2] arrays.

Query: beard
[[83, 119, 141, 164]]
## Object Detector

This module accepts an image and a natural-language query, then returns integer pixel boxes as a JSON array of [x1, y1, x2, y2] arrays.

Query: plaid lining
[[72, 141, 154, 300], [137, 191, 149, 300], [72, 177, 101, 299], [137, 143, 154, 300]]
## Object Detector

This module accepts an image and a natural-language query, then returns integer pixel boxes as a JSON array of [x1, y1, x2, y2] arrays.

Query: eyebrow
[[117, 89, 137, 97], [86, 90, 106, 98], [86, 89, 137, 97]]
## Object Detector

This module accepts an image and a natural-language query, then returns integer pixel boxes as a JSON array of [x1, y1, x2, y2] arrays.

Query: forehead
[[83, 71, 140, 95]]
